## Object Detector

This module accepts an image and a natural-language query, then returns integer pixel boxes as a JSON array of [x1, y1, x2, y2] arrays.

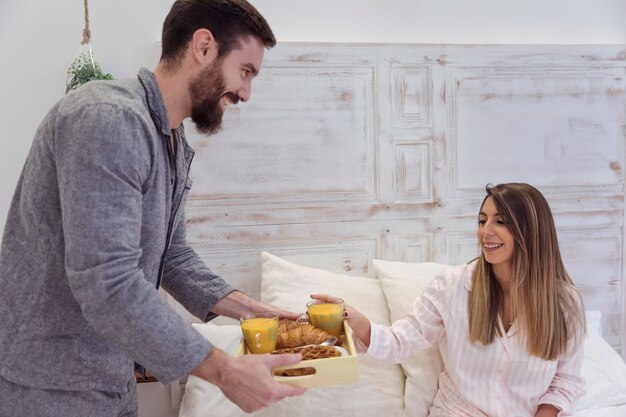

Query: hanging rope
[[81, 0, 91, 45], [79, 0, 96, 71]]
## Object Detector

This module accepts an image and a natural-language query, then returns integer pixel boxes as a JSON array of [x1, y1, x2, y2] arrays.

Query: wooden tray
[[236, 319, 359, 388]]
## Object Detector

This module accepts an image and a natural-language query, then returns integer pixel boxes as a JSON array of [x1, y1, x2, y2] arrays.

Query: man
[[0, 0, 305, 415]]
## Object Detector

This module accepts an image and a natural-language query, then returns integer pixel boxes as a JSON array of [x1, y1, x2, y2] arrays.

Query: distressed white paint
[[183, 44, 626, 355], [188, 64, 377, 204], [449, 65, 626, 194]]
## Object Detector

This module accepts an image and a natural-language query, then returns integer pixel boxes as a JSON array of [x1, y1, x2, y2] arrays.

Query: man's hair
[[467, 183, 585, 360], [160, 0, 276, 71]]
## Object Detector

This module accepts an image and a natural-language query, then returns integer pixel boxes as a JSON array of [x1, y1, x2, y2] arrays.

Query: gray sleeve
[[55, 103, 212, 383], [161, 207, 236, 322]]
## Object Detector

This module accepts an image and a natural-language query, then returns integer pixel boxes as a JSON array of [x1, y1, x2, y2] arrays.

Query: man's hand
[[191, 347, 306, 413], [212, 290, 301, 321]]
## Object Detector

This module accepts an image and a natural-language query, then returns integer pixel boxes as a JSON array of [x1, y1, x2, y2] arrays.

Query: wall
[[0, 0, 625, 233], [0, 2, 625, 417], [190, 42, 625, 347]]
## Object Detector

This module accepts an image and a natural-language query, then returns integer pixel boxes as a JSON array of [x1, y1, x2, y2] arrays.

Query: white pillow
[[584, 310, 603, 337], [574, 322, 626, 412], [178, 322, 245, 417], [255, 252, 405, 417], [372, 259, 448, 417]]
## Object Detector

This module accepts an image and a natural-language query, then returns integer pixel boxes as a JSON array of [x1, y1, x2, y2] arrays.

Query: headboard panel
[[181, 43, 626, 353]]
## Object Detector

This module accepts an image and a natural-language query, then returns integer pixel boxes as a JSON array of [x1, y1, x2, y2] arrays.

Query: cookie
[[271, 345, 341, 360], [273, 367, 316, 377]]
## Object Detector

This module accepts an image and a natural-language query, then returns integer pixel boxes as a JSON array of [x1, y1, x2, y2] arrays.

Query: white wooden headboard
[[180, 43, 626, 355]]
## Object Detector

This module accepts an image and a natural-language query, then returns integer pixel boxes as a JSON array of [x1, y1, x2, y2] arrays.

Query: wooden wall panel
[[187, 65, 378, 205], [393, 142, 433, 203], [448, 66, 626, 196], [392, 233, 434, 263], [182, 44, 626, 355], [391, 65, 432, 127], [192, 235, 379, 298]]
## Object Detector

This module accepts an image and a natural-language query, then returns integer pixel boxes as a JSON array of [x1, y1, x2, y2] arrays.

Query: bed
[[165, 42, 626, 416], [177, 254, 626, 417], [572, 406, 626, 417]]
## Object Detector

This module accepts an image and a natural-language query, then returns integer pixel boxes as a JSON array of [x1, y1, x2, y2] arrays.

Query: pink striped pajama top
[[367, 261, 584, 417]]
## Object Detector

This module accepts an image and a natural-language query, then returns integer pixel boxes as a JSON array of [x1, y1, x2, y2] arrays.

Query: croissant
[[278, 320, 300, 333], [276, 322, 333, 349]]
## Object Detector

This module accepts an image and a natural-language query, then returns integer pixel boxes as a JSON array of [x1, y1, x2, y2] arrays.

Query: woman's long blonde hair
[[467, 183, 585, 360]]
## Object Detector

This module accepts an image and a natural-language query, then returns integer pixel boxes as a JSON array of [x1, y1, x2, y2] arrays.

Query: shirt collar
[[463, 259, 477, 291], [137, 68, 172, 137]]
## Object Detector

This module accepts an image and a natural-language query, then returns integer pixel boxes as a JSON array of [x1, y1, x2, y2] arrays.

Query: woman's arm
[[311, 269, 449, 363], [536, 324, 585, 415]]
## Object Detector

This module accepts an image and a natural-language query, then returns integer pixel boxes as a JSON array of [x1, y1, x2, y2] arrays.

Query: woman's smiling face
[[477, 196, 515, 276]]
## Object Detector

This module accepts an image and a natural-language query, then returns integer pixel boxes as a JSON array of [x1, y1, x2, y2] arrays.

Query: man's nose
[[238, 82, 252, 103]]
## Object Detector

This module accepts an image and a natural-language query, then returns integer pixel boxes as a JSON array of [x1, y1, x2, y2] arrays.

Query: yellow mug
[[305, 299, 344, 337], [240, 312, 279, 354]]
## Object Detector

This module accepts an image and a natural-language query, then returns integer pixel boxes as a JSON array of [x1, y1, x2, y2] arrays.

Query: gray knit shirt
[[0, 68, 235, 392]]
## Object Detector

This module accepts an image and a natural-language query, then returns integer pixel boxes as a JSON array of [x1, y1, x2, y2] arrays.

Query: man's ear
[[191, 28, 218, 64]]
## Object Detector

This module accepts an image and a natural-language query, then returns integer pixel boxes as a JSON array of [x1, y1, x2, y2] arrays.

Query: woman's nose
[[482, 221, 495, 235]]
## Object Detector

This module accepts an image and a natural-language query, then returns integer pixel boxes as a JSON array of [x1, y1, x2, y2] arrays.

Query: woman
[[315, 183, 585, 417]]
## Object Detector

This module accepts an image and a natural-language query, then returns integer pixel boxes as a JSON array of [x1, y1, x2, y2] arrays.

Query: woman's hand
[[535, 404, 559, 417], [309, 294, 372, 348]]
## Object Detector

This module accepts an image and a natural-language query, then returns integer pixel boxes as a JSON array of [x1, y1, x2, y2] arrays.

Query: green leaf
[[65, 52, 115, 94]]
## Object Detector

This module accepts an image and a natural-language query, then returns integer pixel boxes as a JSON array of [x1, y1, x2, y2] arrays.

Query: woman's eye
[[497, 220, 506, 225], [478, 219, 486, 225]]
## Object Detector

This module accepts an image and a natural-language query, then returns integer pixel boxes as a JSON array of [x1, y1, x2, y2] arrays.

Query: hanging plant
[[65, 50, 114, 94], [65, 0, 114, 94]]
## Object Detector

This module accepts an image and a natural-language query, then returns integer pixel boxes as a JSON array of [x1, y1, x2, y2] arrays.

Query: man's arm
[[56, 103, 213, 384], [161, 209, 300, 322], [160, 207, 236, 322], [211, 290, 301, 321]]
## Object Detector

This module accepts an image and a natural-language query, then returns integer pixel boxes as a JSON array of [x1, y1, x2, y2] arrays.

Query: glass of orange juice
[[306, 299, 344, 337], [240, 312, 279, 354]]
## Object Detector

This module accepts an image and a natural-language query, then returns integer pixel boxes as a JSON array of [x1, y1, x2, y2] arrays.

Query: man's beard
[[189, 59, 238, 135]]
